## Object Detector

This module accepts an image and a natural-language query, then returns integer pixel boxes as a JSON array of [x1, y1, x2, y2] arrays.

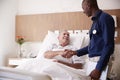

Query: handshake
[[62, 49, 77, 58]]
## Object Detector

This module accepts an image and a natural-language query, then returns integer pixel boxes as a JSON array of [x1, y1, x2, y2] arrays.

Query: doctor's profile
[[63, 0, 115, 80]]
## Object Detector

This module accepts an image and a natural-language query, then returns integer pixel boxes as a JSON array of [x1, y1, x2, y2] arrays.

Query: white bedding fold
[[16, 58, 89, 80], [0, 66, 52, 80]]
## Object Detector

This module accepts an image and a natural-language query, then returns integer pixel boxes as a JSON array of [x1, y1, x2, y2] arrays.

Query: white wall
[[0, 0, 18, 66], [17, 0, 120, 15], [18, 0, 82, 15], [98, 0, 120, 10]]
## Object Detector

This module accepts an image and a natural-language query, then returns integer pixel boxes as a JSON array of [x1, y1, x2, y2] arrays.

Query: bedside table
[[8, 58, 33, 67]]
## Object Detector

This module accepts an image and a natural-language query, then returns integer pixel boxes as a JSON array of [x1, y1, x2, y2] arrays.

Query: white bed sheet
[[16, 58, 108, 80], [0, 66, 52, 80], [16, 58, 89, 80]]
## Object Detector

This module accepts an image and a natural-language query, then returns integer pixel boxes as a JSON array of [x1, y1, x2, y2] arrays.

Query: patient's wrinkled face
[[58, 31, 70, 47]]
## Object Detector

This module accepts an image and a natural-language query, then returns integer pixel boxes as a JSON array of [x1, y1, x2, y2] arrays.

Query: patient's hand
[[53, 59, 83, 69], [52, 59, 58, 62], [52, 59, 65, 64], [62, 49, 77, 58]]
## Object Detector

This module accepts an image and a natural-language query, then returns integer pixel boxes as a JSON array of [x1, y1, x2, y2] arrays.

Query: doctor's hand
[[89, 69, 101, 80], [62, 49, 77, 58]]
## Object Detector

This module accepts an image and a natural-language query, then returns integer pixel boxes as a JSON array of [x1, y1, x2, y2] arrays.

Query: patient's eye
[[63, 33, 69, 37], [66, 33, 69, 37]]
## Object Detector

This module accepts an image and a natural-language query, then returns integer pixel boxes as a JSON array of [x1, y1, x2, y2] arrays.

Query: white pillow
[[37, 31, 58, 58], [70, 34, 85, 49], [21, 42, 42, 58], [42, 31, 85, 50], [43, 31, 58, 45], [81, 33, 89, 48], [37, 31, 87, 58]]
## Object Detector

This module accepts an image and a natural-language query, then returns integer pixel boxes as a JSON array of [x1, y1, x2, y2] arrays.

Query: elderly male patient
[[16, 30, 86, 80], [44, 30, 84, 69]]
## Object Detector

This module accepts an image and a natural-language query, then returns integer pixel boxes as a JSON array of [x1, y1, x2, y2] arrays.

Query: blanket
[[16, 58, 90, 80]]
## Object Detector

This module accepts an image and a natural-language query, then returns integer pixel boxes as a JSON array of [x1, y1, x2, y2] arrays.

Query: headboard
[[16, 9, 120, 43]]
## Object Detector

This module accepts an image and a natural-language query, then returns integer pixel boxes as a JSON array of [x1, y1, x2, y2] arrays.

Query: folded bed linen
[[0, 67, 52, 80]]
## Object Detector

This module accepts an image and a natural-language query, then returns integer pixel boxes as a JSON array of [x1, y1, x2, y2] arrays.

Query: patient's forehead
[[60, 30, 69, 35]]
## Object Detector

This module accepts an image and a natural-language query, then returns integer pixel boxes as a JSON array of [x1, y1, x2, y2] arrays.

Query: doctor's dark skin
[[63, 0, 115, 80], [82, 0, 101, 79]]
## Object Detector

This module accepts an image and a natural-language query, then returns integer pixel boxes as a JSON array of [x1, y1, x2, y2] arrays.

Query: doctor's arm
[[62, 46, 89, 58], [96, 17, 115, 72], [90, 16, 115, 79], [76, 46, 89, 56]]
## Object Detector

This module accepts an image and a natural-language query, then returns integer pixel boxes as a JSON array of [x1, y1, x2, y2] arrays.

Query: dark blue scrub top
[[76, 10, 115, 71]]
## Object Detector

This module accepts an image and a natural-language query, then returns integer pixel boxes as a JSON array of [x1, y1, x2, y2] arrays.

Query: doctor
[[63, 0, 115, 79]]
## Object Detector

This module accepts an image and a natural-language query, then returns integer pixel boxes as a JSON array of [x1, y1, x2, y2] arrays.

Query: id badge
[[92, 29, 97, 34]]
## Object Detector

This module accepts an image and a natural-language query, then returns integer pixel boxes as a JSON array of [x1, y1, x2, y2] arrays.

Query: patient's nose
[[65, 34, 69, 37]]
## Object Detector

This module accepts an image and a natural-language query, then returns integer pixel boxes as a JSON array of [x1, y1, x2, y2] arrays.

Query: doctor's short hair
[[82, 0, 98, 8]]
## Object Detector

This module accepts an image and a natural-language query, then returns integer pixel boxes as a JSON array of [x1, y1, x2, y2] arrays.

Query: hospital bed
[[0, 67, 51, 80], [0, 30, 109, 80]]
